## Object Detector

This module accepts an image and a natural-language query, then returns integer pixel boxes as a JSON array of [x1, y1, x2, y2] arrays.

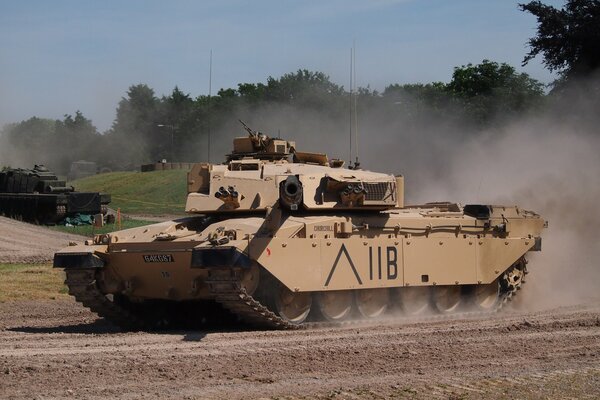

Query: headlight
[[53, 253, 105, 269], [94, 234, 110, 245]]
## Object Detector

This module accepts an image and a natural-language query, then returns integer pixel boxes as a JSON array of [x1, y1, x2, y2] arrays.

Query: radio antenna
[[353, 41, 360, 168], [207, 49, 213, 163], [349, 47, 353, 167]]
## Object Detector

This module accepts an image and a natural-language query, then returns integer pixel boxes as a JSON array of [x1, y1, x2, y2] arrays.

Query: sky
[[0, 0, 565, 132]]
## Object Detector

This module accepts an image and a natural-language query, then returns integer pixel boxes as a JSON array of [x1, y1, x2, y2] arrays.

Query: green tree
[[0, 113, 101, 174], [383, 82, 451, 119], [237, 82, 267, 103], [520, 0, 600, 80], [0, 117, 57, 169], [52, 111, 100, 172], [2, 117, 55, 151], [158, 86, 195, 161], [109, 84, 159, 167], [265, 70, 344, 108], [446, 60, 544, 124]]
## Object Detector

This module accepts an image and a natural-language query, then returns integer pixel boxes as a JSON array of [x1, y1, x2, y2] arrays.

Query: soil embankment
[[0, 216, 84, 263]]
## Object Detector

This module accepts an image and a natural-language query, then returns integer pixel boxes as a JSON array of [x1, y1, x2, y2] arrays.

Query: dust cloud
[[391, 81, 600, 310], [420, 118, 600, 310], [209, 77, 600, 311], [2, 69, 597, 311]]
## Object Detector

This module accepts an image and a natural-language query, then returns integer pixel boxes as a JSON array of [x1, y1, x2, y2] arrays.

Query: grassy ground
[[0, 264, 67, 302], [50, 219, 153, 237], [70, 169, 188, 215]]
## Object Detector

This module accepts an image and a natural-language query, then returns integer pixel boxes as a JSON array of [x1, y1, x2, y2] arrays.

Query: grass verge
[[70, 169, 188, 215], [0, 264, 67, 302]]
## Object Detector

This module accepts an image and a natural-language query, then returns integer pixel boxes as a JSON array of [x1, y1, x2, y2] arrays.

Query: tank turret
[[186, 122, 403, 213], [0, 164, 73, 194], [0, 165, 111, 223]]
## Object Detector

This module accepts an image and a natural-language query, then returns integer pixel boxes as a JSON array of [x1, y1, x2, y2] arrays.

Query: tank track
[[206, 258, 527, 330], [64, 269, 147, 330], [206, 269, 301, 330], [64, 259, 526, 331], [56, 205, 66, 220], [497, 257, 527, 311]]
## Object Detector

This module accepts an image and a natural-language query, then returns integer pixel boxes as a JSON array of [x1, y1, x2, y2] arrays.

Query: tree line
[[0, 0, 597, 175]]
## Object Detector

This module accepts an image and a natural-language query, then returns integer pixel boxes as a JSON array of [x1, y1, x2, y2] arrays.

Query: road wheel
[[432, 285, 463, 314], [315, 291, 354, 322], [274, 284, 312, 324], [396, 287, 431, 316], [355, 289, 390, 318], [472, 280, 500, 311]]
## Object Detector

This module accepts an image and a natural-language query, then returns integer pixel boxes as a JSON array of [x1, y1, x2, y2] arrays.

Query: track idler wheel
[[240, 263, 260, 296], [355, 288, 390, 318]]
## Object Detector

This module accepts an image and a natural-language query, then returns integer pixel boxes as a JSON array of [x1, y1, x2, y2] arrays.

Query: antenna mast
[[348, 42, 360, 169], [353, 41, 359, 167], [208, 49, 213, 163], [349, 47, 353, 167]]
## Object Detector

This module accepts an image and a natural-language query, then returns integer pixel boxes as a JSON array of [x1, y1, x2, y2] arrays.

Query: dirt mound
[[0, 216, 84, 263]]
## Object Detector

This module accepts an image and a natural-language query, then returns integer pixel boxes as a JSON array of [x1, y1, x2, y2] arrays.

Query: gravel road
[[0, 299, 598, 399]]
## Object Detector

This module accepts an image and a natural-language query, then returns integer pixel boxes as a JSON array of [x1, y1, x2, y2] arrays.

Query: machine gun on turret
[[227, 120, 295, 161], [238, 119, 269, 152]]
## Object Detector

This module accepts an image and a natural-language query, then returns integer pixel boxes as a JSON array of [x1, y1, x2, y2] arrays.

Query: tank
[[54, 123, 546, 330], [0, 165, 111, 224]]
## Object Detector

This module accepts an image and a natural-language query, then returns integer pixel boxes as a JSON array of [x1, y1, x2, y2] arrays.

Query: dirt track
[[0, 299, 598, 399], [0, 216, 84, 263], [1, 218, 599, 399]]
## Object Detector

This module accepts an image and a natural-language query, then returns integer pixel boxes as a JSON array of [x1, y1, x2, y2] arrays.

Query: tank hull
[[0, 165, 110, 224], [0, 192, 110, 223], [54, 204, 544, 329]]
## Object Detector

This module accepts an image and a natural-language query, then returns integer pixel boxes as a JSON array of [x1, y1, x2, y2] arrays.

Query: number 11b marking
[[368, 246, 398, 280]]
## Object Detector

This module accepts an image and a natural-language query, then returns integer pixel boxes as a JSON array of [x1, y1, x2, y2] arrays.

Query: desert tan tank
[[54, 122, 546, 329]]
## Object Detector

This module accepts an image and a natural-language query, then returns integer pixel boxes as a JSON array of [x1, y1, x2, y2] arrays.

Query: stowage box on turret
[[0, 165, 111, 224], [54, 122, 545, 329]]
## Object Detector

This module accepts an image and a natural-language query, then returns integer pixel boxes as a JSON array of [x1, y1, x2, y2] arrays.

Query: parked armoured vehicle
[[0, 165, 111, 224], [54, 123, 545, 329]]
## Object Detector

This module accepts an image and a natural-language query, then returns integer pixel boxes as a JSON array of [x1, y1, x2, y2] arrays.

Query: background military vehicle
[[54, 123, 545, 329], [0, 165, 111, 224]]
